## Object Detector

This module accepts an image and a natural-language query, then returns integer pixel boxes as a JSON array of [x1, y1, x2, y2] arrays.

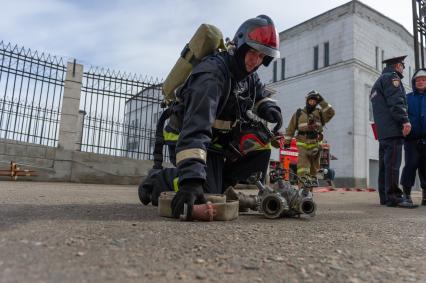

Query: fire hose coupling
[[258, 193, 289, 219], [158, 192, 239, 221], [244, 172, 317, 218]]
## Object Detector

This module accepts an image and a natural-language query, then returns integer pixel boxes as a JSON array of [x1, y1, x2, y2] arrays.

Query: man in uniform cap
[[370, 55, 412, 207]]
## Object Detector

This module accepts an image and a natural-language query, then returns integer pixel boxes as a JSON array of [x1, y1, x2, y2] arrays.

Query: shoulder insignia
[[392, 78, 400, 88]]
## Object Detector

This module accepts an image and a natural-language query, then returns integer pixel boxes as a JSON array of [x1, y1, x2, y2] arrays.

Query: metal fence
[[413, 0, 426, 70], [0, 40, 166, 161], [80, 67, 164, 160], [0, 41, 65, 147]]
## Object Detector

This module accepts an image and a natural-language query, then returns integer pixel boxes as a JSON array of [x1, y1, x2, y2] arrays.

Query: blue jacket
[[406, 68, 426, 139], [370, 66, 409, 139]]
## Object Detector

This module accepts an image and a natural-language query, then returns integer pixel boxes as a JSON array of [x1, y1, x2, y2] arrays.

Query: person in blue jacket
[[400, 68, 426, 206]]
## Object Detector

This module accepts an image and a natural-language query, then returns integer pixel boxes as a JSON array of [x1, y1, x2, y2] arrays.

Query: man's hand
[[262, 107, 283, 134], [171, 180, 206, 220], [316, 93, 324, 103], [402, 122, 411, 137]]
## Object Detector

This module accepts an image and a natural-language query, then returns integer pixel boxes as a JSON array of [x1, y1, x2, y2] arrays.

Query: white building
[[123, 85, 162, 159], [257, 0, 415, 187]]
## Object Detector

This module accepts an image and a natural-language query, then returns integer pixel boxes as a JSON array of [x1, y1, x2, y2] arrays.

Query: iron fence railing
[[80, 67, 164, 160], [0, 41, 65, 146], [413, 0, 426, 70], [0, 40, 166, 161]]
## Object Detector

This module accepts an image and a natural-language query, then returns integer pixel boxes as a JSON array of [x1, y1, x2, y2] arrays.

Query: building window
[[273, 60, 277, 82], [313, 45, 319, 70], [324, 42, 329, 67], [369, 101, 374, 122], [375, 46, 379, 70], [366, 84, 374, 122], [281, 58, 286, 80], [381, 50, 385, 70]]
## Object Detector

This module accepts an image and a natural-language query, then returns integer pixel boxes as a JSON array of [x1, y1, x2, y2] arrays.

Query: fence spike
[[25, 47, 32, 56]]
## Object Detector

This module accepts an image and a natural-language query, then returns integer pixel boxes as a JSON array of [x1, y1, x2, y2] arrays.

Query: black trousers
[[162, 147, 271, 194], [400, 139, 426, 190], [378, 138, 403, 204]]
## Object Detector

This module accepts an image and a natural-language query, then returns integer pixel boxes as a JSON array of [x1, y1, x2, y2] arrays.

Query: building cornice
[[279, 0, 413, 47], [268, 58, 410, 90]]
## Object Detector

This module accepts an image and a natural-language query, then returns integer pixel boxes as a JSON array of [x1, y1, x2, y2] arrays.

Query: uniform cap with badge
[[382, 55, 407, 66]]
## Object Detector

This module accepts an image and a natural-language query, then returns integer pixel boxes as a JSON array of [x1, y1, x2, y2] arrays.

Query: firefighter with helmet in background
[[283, 90, 335, 184]]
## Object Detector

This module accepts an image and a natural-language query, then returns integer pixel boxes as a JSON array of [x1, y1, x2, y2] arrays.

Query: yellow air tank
[[162, 24, 226, 105]]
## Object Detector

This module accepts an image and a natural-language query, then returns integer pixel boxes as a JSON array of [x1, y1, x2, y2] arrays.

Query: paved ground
[[1, 181, 425, 283]]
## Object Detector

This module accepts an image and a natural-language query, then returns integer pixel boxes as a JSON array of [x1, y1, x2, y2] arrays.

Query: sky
[[0, 0, 414, 80]]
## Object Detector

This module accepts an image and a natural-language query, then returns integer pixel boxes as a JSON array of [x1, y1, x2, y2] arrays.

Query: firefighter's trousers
[[296, 143, 322, 177], [141, 148, 271, 205]]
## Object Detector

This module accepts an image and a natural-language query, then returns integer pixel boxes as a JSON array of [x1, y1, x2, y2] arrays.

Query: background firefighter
[[283, 90, 335, 183]]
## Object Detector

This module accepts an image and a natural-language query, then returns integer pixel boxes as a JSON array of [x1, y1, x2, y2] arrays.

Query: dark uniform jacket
[[370, 66, 409, 139], [167, 51, 280, 184], [406, 68, 426, 140]]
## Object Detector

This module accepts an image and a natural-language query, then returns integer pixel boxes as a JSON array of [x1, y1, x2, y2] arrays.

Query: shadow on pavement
[[0, 203, 162, 230]]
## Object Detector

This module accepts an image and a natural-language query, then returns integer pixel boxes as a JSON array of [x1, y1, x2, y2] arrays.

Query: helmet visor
[[247, 24, 280, 58]]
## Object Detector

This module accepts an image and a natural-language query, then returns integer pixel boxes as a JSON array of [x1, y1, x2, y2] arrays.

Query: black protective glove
[[316, 93, 324, 103], [171, 180, 207, 220], [138, 168, 161, 205], [262, 107, 283, 134]]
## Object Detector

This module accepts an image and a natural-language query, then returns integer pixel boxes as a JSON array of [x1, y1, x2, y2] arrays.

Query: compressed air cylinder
[[162, 24, 225, 105]]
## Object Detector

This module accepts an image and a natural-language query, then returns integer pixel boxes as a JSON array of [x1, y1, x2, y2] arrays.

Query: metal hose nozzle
[[299, 198, 317, 215], [259, 193, 288, 219]]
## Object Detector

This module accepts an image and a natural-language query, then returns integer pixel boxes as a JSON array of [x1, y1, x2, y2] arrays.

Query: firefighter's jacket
[[166, 51, 280, 184], [284, 100, 335, 146]]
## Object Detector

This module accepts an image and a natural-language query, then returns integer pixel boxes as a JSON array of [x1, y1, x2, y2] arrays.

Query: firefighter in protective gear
[[139, 15, 282, 220], [284, 90, 335, 182]]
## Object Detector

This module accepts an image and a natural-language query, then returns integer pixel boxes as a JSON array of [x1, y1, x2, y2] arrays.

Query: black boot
[[138, 178, 153, 205], [138, 168, 162, 206], [403, 186, 411, 197], [398, 187, 418, 208]]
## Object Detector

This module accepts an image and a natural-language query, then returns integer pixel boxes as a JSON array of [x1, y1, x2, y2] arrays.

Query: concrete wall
[[0, 139, 56, 180], [0, 138, 153, 185]]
